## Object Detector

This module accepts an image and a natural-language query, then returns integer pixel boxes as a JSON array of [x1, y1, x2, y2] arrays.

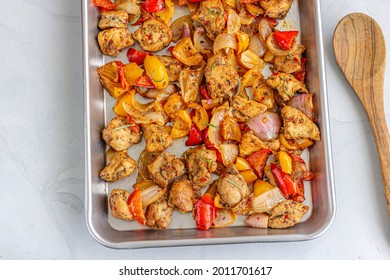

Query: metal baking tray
[[82, 0, 336, 249]]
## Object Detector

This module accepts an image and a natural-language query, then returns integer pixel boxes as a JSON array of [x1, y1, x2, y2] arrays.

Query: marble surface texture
[[1, 0, 390, 259]]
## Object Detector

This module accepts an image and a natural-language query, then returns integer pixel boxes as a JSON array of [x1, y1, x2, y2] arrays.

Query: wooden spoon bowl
[[333, 13, 390, 220]]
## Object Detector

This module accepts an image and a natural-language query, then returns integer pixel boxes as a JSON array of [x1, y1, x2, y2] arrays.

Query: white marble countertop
[[1, 0, 389, 259]]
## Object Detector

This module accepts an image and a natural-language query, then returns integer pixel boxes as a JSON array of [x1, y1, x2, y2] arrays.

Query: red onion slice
[[287, 93, 316, 121], [247, 112, 282, 141]]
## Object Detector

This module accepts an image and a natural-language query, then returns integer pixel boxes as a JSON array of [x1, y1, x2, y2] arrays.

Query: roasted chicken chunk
[[268, 200, 309, 228], [102, 116, 142, 151], [147, 152, 186, 188], [141, 123, 173, 153], [274, 44, 306, 74], [281, 106, 320, 141], [109, 189, 133, 221], [259, 0, 294, 19], [98, 10, 129, 29], [133, 18, 172, 52], [146, 198, 174, 230], [239, 131, 280, 157], [155, 55, 184, 82], [97, 28, 134, 56], [252, 79, 277, 110], [232, 96, 267, 122], [169, 179, 194, 213], [217, 164, 250, 208], [204, 54, 239, 99], [183, 146, 217, 188], [100, 149, 136, 182], [192, 0, 226, 40], [266, 72, 308, 102]]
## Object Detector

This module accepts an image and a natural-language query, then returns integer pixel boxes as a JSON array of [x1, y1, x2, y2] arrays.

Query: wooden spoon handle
[[366, 108, 390, 220]]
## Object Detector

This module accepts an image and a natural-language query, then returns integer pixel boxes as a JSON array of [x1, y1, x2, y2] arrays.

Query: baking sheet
[[83, 0, 336, 248]]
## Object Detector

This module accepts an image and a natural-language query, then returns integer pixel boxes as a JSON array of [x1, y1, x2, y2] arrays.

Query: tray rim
[[82, 0, 336, 249]]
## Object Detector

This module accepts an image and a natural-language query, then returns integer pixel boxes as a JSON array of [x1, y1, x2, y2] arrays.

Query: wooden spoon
[[333, 13, 390, 220]]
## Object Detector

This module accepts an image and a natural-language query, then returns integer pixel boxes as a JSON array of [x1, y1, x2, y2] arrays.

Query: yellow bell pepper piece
[[279, 151, 293, 174], [214, 193, 225, 209], [296, 138, 314, 149], [235, 157, 252, 171], [144, 55, 169, 89], [279, 133, 299, 150], [123, 63, 144, 86], [241, 66, 264, 88], [188, 103, 209, 131], [236, 31, 250, 54], [113, 89, 136, 116], [172, 37, 203, 66], [170, 127, 189, 139], [254, 180, 275, 196], [240, 169, 257, 184], [153, 0, 174, 25]]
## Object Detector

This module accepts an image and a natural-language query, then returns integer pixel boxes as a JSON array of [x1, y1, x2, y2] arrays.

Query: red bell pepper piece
[[273, 30, 299, 50], [167, 46, 175, 56], [271, 163, 298, 198], [293, 58, 308, 82], [135, 73, 155, 88], [291, 180, 305, 203], [246, 149, 271, 178], [92, 0, 117, 10], [126, 115, 140, 134], [203, 128, 222, 163], [127, 189, 146, 225], [185, 124, 204, 146], [199, 85, 212, 100], [193, 193, 217, 231], [141, 0, 166, 13], [115, 61, 129, 89], [127, 48, 152, 66]]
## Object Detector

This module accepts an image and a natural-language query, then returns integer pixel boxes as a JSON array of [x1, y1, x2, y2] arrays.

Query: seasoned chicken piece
[[141, 123, 173, 153], [232, 96, 267, 122], [98, 10, 129, 29], [274, 44, 306, 74], [239, 131, 280, 157], [147, 152, 186, 188], [98, 28, 134, 56], [133, 18, 172, 52], [204, 54, 239, 100], [281, 106, 320, 141], [102, 116, 142, 151], [192, 0, 226, 40], [109, 189, 133, 221], [183, 146, 217, 188], [155, 55, 184, 82], [268, 200, 309, 228], [146, 198, 174, 230], [267, 72, 308, 102], [169, 179, 194, 213], [100, 149, 136, 182], [253, 79, 277, 110], [290, 153, 314, 182], [217, 164, 250, 208], [259, 0, 294, 19]]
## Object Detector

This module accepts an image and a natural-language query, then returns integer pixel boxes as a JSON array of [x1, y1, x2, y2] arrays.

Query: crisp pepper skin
[[193, 193, 217, 230], [127, 189, 147, 225], [127, 48, 152, 66], [246, 149, 271, 178], [142, 0, 166, 13], [185, 124, 204, 146], [273, 31, 299, 50], [270, 163, 298, 198], [92, 0, 117, 10]]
